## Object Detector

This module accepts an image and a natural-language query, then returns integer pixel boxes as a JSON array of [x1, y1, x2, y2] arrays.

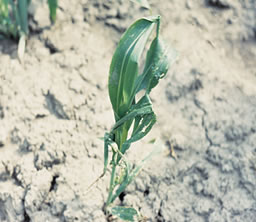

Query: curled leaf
[[108, 16, 159, 120], [111, 206, 138, 222], [136, 37, 177, 93]]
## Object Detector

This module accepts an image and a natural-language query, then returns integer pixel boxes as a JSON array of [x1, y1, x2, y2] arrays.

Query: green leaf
[[136, 37, 177, 94], [108, 16, 158, 120], [112, 95, 153, 131], [17, 0, 28, 35], [106, 95, 154, 165], [120, 96, 157, 155], [47, 0, 58, 23], [104, 133, 110, 174], [108, 17, 159, 151], [0, 0, 9, 18], [103, 132, 115, 174], [111, 206, 138, 221], [103, 95, 155, 170], [6, 0, 17, 36], [121, 112, 156, 156]]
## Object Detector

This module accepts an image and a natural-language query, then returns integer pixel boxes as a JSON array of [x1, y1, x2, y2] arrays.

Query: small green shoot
[[0, 0, 30, 38], [104, 15, 177, 220], [47, 0, 58, 23], [0, 0, 58, 60], [111, 206, 138, 221]]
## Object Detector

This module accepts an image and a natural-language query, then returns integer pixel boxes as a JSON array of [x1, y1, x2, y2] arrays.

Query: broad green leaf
[[103, 95, 155, 170], [109, 95, 154, 164], [10, 0, 19, 26], [136, 37, 177, 94], [111, 206, 138, 221], [130, 0, 150, 9], [108, 16, 158, 120], [48, 0, 58, 23], [0, 0, 9, 17], [112, 96, 156, 168], [17, 0, 28, 35], [112, 95, 153, 131], [0, 0, 18, 38], [120, 95, 157, 155], [121, 113, 156, 155]]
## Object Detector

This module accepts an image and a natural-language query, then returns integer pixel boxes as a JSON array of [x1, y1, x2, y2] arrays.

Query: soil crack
[[22, 187, 31, 222], [44, 91, 69, 120], [49, 175, 59, 192], [194, 98, 220, 147]]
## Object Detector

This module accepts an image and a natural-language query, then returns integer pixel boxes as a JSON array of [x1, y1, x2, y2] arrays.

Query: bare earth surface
[[0, 0, 256, 221]]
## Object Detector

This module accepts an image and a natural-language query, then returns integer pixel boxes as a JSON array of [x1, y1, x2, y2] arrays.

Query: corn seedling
[[103, 15, 177, 221], [0, 0, 28, 39], [0, 0, 57, 59], [47, 0, 58, 23]]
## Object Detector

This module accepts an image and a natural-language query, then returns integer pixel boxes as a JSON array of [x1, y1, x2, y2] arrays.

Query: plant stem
[[106, 156, 117, 207], [156, 15, 161, 38], [116, 124, 128, 163], [18, 0, 28, 35]]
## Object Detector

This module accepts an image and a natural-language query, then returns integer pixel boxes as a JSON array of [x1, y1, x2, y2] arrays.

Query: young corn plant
[[104, 15, 177, 220], [0, 0, 28, 39], [0, 0, 57, 59], [47, 0, 58, 23]]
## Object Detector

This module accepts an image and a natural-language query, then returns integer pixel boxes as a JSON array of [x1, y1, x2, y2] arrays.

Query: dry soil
[[0, 0, 256, 221]]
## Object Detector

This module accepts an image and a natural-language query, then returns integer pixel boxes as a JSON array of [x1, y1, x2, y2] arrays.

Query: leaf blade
[[17, 0, 28, 35], [136, 37, 177, 94], [47, 0, 58, 23], [108, 17, 158, 120], [111, 206, 138, 222]]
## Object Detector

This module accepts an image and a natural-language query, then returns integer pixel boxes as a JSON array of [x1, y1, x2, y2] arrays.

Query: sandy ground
[[0, 0, 256, 221]]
